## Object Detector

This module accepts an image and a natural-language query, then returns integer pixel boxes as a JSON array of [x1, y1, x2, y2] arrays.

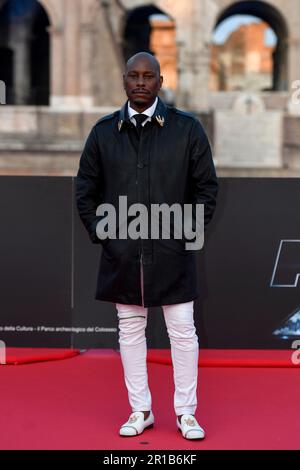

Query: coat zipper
[[140, 252, 144, 307], [137, 126, 145, 307]]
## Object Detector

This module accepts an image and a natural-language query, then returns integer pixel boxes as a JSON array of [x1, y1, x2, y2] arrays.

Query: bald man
[[76, 52, 218, 440]]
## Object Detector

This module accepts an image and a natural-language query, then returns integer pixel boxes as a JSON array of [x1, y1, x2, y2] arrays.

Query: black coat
[[75, 97, 218, 307]]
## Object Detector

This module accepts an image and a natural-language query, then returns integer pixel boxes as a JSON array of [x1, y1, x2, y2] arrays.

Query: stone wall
[[0, 0, 300, 175]]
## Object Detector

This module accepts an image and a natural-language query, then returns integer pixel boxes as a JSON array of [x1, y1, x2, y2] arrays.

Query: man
[[76, 52, 218, 440]]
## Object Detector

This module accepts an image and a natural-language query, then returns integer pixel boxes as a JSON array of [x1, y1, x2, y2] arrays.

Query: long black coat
[[76, 97, 218, 307]]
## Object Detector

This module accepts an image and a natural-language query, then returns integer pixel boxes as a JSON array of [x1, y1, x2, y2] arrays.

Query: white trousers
[[116, 299, 199, 416]]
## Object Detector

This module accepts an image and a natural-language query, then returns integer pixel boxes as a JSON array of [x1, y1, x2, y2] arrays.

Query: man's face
[[123, 57, 163, 111]]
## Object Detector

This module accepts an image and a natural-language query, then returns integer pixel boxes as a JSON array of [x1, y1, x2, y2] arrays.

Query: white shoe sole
[[177, 426, 205, 440], [119, 422, 154, 437]]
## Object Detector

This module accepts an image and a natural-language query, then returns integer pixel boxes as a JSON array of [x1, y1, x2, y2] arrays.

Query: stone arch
[[121, 3, 177, 104], [0, 0, 55, 23], [213, 0, 289, 90], [0, 0, 52, 104], [36, 0, 55, 26]]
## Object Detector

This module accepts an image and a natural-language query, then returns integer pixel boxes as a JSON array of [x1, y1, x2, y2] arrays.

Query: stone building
[[0, 0, 299, 175], [210, 22, 275, 92]]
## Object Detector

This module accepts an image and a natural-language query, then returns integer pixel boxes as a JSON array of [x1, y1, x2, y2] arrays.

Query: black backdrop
[[0, 176, 299, 349]]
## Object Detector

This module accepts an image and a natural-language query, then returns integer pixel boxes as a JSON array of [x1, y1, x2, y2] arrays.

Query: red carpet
[[4, 347, 296, 367], [3, 348, 80, 365], [0, 349, 299, 450], [148, 348, 300, 368]]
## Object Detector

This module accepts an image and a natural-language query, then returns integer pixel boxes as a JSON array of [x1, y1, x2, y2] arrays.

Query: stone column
[[176, 42, 211, 111], [175, 0, 212, 111], [48, 25, 64, 106], [176, 40, 193, 109], [189, 46, 211, 111], [50, 0, 93, 108], [288, 36, 300, 89], [287, 36, 300, 115], [9, 19, 32, 105], [188, 0, 213, 111], [79, 22, 95, 108], [62, 0, 80, 106]]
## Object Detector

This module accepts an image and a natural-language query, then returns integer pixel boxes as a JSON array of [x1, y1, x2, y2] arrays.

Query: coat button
[[137, 162, 144, 169]]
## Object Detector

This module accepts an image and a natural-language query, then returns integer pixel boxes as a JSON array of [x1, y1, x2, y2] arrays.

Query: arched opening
[[122, 5, 177, 105], [210, 0, 288, 92], [0, 0, 50, 105]]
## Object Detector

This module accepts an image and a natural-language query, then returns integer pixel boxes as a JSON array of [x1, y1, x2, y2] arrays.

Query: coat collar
[[118, 96, 167, 132]]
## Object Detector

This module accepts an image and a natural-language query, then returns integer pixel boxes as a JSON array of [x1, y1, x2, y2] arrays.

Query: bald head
[[125, 52, 161, 76]]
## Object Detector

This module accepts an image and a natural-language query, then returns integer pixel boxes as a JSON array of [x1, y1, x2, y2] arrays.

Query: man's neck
[[129, 97, 157, 114]]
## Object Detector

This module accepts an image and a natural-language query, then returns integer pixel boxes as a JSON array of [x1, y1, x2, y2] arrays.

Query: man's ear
[[122, 74, 126, 90], [159, 75, 163, 89]]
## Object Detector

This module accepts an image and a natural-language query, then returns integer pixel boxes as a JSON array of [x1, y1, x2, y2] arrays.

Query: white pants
[[116, 299, 199, 416]]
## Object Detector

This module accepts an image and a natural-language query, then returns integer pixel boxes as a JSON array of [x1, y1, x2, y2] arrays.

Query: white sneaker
[[119, 410, 154, 436], [177, 414, 205, 440]]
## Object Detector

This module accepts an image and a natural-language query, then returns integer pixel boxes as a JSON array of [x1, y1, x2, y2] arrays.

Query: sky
[[212, 14, 277, 46], [150, 13, 277, 47]]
